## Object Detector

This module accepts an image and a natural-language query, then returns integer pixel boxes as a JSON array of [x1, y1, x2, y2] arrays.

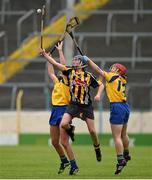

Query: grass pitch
[[0, 145, 152, 179]]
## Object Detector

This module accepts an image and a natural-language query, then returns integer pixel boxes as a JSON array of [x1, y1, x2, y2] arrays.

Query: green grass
[[0, 145, 152, 179]]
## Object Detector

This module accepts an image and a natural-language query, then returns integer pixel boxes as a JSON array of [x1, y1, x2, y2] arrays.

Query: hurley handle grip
[[50, 40, 61, 54]]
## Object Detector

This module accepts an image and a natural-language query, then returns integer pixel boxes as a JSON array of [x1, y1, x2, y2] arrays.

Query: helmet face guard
[[110, 63, 127, 76], [73, 55, 86, 66]]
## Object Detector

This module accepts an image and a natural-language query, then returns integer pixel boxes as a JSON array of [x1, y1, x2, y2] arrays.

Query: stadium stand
[[0, 0, 152, 110]]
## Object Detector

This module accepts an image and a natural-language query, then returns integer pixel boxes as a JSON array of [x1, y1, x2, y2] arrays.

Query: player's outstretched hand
[[82, 55, 89, 64], [55, 41, 63, 51], [39, 48, 51, 57], [39, 47, 45, 56]]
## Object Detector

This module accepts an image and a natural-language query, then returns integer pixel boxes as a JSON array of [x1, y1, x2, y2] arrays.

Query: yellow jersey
[[104, 71, 127, 103], [52, 75, 71, 106]]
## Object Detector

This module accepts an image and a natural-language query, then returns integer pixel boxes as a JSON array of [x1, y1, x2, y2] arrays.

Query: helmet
[[111, 63, 127, 76], [73, 55, 86, 66]]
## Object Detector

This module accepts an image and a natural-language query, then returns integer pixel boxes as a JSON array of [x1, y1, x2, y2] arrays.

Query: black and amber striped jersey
[[63, 67, 102, 105]]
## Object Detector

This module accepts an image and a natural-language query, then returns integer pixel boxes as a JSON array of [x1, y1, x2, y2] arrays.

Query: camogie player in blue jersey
[[83, 57, 131, 175]]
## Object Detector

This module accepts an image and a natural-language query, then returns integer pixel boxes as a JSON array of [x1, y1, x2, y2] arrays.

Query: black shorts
[[65, 103, 94, 121]]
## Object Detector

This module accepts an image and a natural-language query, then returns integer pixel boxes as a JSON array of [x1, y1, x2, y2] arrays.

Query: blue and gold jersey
[[104, 71, 127, 102], [52, 74, 71, 106], [63, 67, 102, 105]]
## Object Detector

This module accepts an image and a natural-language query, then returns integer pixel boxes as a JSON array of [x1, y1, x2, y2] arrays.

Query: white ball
[[37, 9, 41, 14]]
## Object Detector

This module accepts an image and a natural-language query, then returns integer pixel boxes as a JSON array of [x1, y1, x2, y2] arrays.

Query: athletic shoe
[[124, 155, 131, 162], [115, 160, 126, 175], [94, 144, 102, 162], [58, 162, 70, 174], [69, 166, 79, 175], [66, 125, 75, 142]]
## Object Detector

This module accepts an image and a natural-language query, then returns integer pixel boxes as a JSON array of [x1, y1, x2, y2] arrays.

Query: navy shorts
[[49, 105, 67, 126], [109, 102, 130, 125]]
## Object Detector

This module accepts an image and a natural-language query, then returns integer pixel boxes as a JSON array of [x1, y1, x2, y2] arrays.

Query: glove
[[83, 55, 89, 63]]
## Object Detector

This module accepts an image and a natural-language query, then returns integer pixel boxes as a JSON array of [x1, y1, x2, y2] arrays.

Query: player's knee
[[113, 137, 122, 145], [61, 123, 70, 131], [60, 139, 68, 148], [51, 139, 59, 148], [121, 132, 127, 139], [60, 121, 67, 129]]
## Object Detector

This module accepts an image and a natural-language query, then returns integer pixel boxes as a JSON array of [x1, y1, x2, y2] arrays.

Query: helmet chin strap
[[109, 65, 119, 74], [115, 69, 119, 73]]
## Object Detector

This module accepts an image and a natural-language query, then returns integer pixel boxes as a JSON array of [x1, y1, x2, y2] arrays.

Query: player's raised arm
[[40, 48, 66, 71], [94, 83, 104, 102], [47, 62, 57, 83], [55, 41, 66, 65], [83, 56, 105, 78]]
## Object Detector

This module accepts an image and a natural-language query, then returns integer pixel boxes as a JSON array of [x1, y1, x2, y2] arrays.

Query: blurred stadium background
[[0, 0, 152, 147]]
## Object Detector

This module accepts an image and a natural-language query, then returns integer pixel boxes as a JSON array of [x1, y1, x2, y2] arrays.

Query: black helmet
[[73, 55, 86, 66]]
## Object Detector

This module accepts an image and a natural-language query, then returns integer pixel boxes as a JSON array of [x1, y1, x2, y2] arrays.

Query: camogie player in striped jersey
[[83, 56, 131, 175], [40, 45, 104, 175]]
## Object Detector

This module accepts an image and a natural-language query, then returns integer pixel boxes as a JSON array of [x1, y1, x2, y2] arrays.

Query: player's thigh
[[50, 125, 60, 142], [60, 113, 72, 127], [111, 124, 123, 139]]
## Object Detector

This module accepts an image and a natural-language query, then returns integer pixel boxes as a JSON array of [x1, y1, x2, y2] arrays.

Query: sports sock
[[94, 144, 102, 161], [94, 144, 100, 148], [60, 155, 69, 164], [70, 159, 78, 169], [117, 154, 125, 164], [123, 149, 129, 157]]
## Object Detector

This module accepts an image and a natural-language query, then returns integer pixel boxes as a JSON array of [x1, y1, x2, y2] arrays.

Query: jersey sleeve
[[62, 66, 72, 76], [104, 71, 117, 82], [90, 74, 102, 88]]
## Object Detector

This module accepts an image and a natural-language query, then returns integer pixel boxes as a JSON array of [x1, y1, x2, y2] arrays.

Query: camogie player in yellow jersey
[[47, 42, 71, 174], [83, 57, 131, 175]]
